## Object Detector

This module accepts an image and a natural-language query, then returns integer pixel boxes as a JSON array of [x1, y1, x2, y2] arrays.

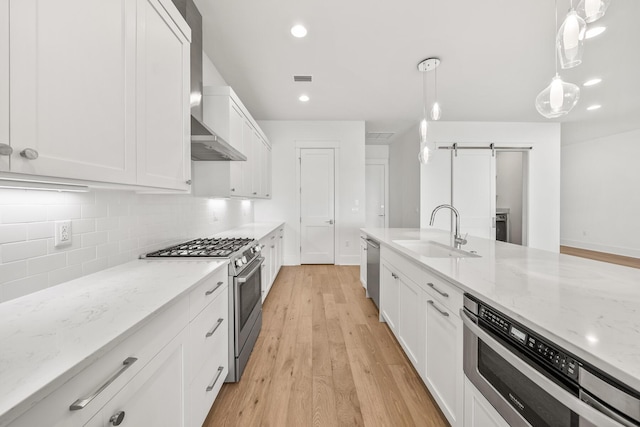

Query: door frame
[[365, 159, 389, 228], [295, 141, 340, 264]]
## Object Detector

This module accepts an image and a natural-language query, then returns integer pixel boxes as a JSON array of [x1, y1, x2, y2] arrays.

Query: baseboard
[[560, 245, 640, 270]]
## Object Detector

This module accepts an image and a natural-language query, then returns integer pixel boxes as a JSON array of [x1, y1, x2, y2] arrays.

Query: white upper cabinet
[[9, 0, 137, 184], [135, 0, 191, 190], [6, 0, 190, 190], [0, 0, 9, 172]]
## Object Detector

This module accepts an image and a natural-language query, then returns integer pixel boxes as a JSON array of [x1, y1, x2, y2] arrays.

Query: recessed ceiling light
[[299, 94, 310, 102], [583, 78, 602, 87], [585, 26, 606, 39], [291, 24, 307, 38], [587, 104, 602, 111]]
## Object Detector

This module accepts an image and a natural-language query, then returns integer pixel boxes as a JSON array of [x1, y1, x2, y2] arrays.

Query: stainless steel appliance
[[366, 238, 380, 309], [462, 294, 640, 427], [496, 212, 509, 242], [145, 237, 263, 382]]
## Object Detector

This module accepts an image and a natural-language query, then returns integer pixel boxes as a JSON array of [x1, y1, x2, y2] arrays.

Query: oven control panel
[[479, 306, 579, 381]]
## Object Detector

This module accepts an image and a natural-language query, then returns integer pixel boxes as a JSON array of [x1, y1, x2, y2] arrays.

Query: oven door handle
[[237, 257, 264, 284], [461, 309, 631, 427]]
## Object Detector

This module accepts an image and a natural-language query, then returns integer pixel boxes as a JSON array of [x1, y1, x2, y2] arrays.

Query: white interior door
[[452, 150, 496, 239], [365, 162, 387, 228], [300, 148, 335, 264]]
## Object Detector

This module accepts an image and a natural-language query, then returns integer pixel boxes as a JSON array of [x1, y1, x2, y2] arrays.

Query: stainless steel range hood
[[173, 0, 246, 161]]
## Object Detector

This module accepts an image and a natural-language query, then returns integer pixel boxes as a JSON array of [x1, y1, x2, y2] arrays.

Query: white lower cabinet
[[424, 296, 463, 427], [464, 378, 510, 427], [379, 245, 463, 427], [85, 329, 187, 427], [258, 226, 285, 302], [359, 234, 367, 289]]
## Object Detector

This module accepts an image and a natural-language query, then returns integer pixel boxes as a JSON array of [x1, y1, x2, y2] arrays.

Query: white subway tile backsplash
[[28, 253, 67, 275], [2, 205, 48, 223], [0, 224, 27, 244], [2, 240, 48, 263], [0, 261, 27, 284], [27, 222, 54, 240], [0, 189, 254, 302]]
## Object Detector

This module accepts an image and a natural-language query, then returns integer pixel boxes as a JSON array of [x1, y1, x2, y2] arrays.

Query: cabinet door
[[135, 0, 190, 190], [9, 0, 136, 183], [359, 237, 367, 289], [240, 120, 254, 196], [380, 262, 399, 333], [425, 299, 463, 426], [250, 131, 262, 197], [0, 0, 8, 172], [89, 330, 187, 427], [268, 238, 276, 288], [398, 276, 425, 375], [276, 228, 284, 273], [463, 378, 510, 427], [264, 144, 272, 198], [229, 103, 244, 196]]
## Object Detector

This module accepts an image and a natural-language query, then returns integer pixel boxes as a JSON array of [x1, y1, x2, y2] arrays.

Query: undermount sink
[[392, 240, 480, 258]]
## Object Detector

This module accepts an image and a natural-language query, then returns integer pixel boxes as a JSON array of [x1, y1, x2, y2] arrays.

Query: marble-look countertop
[[214, 222, 284, 241], [361, 227, 640, 393], [0, 259, 227, 425]]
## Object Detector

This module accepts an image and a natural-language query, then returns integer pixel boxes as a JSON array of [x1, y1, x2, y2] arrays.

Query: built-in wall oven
[[462, 294, 640, 427], [145, 237, 263, 382]]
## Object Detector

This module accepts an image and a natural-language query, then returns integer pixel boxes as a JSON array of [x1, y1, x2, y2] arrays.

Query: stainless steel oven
[[462, 294, 640, 427], [230, 255, 263, 382]]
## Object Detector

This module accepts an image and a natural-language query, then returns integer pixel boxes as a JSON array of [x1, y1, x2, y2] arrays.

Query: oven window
[[238, 262, 262, 330], [478, 340, 577, 427]]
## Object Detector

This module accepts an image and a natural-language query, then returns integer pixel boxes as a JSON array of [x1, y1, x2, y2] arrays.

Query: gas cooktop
[[145, 237, 255, 258]]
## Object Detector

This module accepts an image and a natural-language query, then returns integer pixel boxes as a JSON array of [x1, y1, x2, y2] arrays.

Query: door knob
[[20, 148, 39, 160], [0, 143, 12, 156], [325, 219, 334, 225], [109, 411, 125, 426]]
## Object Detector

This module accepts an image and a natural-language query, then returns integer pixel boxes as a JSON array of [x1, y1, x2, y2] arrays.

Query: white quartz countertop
[[361, 227, 640, 393], [0, 259, 227, 425], [214, 222, 284, 241]]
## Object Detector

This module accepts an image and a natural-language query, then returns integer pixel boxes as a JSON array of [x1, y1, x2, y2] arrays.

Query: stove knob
[[235, 259, 243, 267], [242, 256, 248, 264], [255, 245, 261, 252]]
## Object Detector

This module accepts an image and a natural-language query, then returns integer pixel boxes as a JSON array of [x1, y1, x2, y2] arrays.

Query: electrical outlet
[[55, 220, 72, 248]]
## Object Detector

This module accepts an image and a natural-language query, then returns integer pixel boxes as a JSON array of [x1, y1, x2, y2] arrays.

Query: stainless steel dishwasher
[[366, 238, 380, 309]]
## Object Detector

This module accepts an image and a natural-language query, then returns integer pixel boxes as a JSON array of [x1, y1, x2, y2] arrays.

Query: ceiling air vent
[[366, 132, 395, 140], [293, 75, 313, 82]]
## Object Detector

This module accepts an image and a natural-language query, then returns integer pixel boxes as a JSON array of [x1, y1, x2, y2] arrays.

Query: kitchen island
[[362, 227, 640, 426]]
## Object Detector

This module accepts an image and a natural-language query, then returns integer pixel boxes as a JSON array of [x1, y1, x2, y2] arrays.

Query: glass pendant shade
[[535, 75, 580, 118], [418, 119, 436, 164], [430, 102, 442, 120], [557, 10, 586, 69], [577, 0, 611, 23]]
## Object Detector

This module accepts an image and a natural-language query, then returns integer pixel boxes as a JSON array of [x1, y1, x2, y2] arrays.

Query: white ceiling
[[194, 0, 639, 144]]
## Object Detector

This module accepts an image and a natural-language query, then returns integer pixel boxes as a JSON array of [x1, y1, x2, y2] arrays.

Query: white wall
[[561, 128, 640, 258], [0, 189, 253, 302], [419, 121, 561, 252], [389, 127, 421, 228], [254, 121, 366, 265], [203, 53, 227, 87], [496, 151, 523, 245], [365, 145, 389, 159]]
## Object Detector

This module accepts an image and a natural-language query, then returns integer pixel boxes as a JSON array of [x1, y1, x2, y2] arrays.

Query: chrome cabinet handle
[[109, 411, 125, 426], [271, 235, 275, 239], [231, 188, 236, 192], [20, 148, 39, 160], [266, 194, 270, 197], [185, 179, 192, 185], [427, 300, 449, 317], [391, 272, 398, 279], [280, 236, 283, 239], [0, 143, 12, 156], [206, 366, 224, 392], [205, 281, 224, 296], [205, 318, 224, 338], [270, 245, 275, 248], [427, 282, 449, 298], [253, 192, 257, 195], [69, 357, 138, 411]]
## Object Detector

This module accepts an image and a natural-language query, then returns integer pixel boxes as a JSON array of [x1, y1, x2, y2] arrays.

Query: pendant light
[[430, 60, 442, 121], [557, 1, 586, 69], [577, 0, 611, 23], [535, 1, 580, 119], [417, 58, 440, 165]]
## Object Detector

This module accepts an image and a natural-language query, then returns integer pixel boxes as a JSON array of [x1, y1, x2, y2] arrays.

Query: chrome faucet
[[429, 204, 467, 248]]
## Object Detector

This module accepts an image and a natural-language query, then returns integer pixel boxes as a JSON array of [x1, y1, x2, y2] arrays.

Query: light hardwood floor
[[560, 246, 640, 269], [203, 265, 449, 427]]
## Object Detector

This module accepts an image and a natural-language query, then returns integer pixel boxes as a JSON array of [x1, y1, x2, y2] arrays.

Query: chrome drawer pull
[[206, 366, 225, 392], [205, 318, 224, 338], [69, 357, 138, 411], [205, 281, 224, 296], [427, 282, 449, 298], [391, 272, 399, 279], [428, 300, 449, 317]]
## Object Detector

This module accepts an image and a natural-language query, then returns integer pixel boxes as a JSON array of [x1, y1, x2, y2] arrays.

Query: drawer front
[[189, 286, 229, 384], [189, 265, 228, 321], [190, 341, 228, 427], [382, 245, 463, 314], [9, 297, 189, 427]]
